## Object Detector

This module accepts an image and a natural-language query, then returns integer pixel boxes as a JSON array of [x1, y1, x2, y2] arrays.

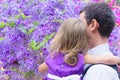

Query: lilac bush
[[0, 0, 119, 79], [109, 27, 120, 56]]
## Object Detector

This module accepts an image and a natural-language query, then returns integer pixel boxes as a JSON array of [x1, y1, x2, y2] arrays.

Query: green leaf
[[21, 13, 27, 19], [52, 18, 62, 23], [0, 38, 4, 41], [26, 15, 32, 18], [29, 40, 42, 50], [29, 40, 38, 50], [39, 0, 47, 2], [29, 40, 37, 47], [29, 33, 54, 50], [28, 27, 35, 35], [11, 67, 16, 71], [15, 14, 21, 19], [35, 41, 46, 50], [84, 0, 89, 2], [62, 10, 65, 14], [0, 22, 5, 28], [33, 21, 39, 26], [9, 22, 16, 28], [19, 24, 27, 34], [23, 71, 34, 78], [45, 33, 54, 40], [6, 22, 9, 26], [29, 40, 45, 50]]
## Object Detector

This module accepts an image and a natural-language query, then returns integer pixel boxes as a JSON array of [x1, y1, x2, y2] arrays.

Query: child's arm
[[38, 62, 48, 74], [84, 54, 120, 65]]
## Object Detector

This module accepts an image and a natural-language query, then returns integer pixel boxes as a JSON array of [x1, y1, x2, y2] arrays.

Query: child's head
[[50, 18, 88, 65]]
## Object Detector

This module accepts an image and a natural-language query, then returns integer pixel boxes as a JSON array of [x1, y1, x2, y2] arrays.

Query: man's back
[[83, 43, 119, 80], [83, 64, 119, 80]]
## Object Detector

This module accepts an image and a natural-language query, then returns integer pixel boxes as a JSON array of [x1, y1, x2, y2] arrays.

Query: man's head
[[79, 2, 115, 38]]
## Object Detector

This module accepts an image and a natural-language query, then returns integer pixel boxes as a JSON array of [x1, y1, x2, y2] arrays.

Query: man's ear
[[88, 19, 99, 32]]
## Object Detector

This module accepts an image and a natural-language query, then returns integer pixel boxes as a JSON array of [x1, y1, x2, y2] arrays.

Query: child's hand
[[38, 62, 48, 74]]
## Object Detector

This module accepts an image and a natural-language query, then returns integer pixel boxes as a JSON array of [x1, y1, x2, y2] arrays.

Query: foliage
[[0, 0, 119, 79]]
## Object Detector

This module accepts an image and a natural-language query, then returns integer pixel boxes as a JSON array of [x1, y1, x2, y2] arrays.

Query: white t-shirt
[[83, 43, 119, 80]]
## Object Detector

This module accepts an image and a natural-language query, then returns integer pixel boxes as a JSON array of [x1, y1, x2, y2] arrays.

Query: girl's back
[[45, 52, 84, 80]]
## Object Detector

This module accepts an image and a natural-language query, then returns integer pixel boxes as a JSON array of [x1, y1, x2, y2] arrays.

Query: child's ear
[[88, 19, 99, 32]]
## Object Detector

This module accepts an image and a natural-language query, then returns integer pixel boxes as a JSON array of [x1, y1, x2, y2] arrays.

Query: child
[[39, 18, 120, 80]]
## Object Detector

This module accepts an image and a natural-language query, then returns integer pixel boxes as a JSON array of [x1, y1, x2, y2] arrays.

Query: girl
[[39, 18, 120, 80]]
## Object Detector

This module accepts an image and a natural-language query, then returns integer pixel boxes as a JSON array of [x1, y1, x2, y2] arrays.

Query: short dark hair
[[80, 2, 115, 37]]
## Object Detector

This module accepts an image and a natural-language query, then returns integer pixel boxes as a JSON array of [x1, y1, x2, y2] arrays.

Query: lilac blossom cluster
[[0, 0, 119, 79]]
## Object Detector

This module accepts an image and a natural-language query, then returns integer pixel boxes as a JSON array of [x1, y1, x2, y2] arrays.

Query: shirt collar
[[87, 43, 111, 55]]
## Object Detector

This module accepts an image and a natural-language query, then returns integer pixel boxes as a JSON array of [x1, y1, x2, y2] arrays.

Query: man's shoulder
[[90, 64, 115, 69], [83, 64, 119, 80], [88, 43, 113, 55], [88, 64, 117, 73]]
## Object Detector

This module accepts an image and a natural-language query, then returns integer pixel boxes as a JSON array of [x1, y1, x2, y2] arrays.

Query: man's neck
[[88, 36, 108, 49]]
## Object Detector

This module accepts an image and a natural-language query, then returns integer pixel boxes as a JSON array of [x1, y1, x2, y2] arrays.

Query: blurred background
[[0, 0, 120, 80]]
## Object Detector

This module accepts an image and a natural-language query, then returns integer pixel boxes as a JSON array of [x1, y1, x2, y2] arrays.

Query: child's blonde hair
[[50, 18, 88, 66]]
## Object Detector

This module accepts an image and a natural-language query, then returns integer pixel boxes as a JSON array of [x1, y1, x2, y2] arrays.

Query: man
[[79, 2, 119, 80]]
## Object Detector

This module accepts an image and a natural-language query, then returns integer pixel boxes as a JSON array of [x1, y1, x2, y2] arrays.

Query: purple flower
[[0, 0, 120, 79]]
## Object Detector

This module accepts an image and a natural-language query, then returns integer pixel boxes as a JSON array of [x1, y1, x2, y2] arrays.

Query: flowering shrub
[[0, 0, 119, 79]]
